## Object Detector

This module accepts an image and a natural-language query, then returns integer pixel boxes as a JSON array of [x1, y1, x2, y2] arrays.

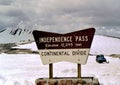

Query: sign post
[[78, 64, 81, 78], [49, 63, 53, 79], [33, 28, 100, 85]]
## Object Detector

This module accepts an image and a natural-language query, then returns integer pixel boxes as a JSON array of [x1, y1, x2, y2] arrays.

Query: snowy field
[[0, 35, 120, 85]]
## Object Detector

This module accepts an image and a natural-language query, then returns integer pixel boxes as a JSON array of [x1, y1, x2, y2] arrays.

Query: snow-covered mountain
[[0, 27, 34, 44], [0, 26, 35, 50]]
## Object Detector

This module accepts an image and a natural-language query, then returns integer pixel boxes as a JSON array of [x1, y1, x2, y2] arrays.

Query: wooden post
[[49, 63, 53, 79], [77, 64, 81, 78]]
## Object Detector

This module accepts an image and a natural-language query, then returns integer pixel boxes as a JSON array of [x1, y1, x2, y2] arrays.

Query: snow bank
[[0, 35, 120, 85], [0, 54, 120, 85], [13, 42, 38, 51]]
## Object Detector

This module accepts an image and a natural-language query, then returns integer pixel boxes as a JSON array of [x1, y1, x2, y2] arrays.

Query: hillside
[[0, 28, 34, 44], [14, 35, 120, 56]]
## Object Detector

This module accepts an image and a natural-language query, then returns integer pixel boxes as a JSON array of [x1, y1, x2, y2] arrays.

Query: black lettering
[[41, 51, 70, 56], [72, 50, 86, 56]]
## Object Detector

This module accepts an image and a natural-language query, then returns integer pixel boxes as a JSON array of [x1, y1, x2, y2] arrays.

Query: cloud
[[0, 0, 120, 37], [0, 0, 14, 5]]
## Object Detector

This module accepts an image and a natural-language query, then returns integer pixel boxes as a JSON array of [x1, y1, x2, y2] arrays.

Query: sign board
[[33, 28, 95, 65], [35, 77, 99, 85]]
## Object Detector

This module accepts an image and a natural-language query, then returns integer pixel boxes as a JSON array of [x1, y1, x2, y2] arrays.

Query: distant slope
[[0, 28, 34, 44], [90, 35, 120, 55]]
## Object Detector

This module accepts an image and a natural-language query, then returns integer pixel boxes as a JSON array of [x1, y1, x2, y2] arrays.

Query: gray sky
[[0, 0, 120, 37]]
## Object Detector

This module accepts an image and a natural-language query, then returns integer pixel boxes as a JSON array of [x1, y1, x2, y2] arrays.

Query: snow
[[90, 35, 120, 55], [13, 42, 38, 51], [0, 35, 120, 85]]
